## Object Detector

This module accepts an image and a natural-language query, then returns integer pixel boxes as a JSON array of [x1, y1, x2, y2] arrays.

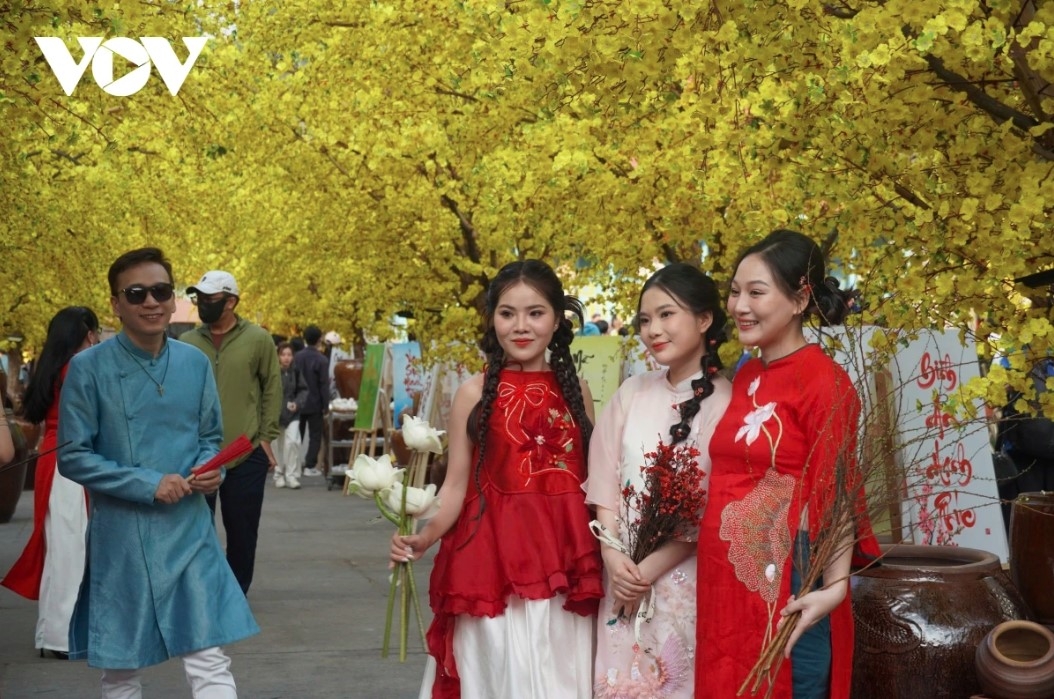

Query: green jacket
[[179, 316, 281, 466]]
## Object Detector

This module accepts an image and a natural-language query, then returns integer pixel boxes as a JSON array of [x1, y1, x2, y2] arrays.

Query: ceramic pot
[[427, 454, 448, 489], [1009, 492, 1054, 626], [333, 359, 364, 401], [975, 620, 1054, 699], [0, 409, 29, 523], [387, 430, 414, 467], [851, 544, 1030, 699]]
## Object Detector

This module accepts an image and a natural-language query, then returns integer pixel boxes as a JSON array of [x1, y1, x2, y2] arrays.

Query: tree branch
[[644, 218, 680, 263], [434, 86, 479, 103], [439, 194, 481, 264], [892, 182, 931, 210], [7, 292, 29, 315], [922, 53, 1038, 132], [823, 3, 859, 19]]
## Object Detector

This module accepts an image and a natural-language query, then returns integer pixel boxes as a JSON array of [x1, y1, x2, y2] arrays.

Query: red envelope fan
[[188, 435, 254, 480]]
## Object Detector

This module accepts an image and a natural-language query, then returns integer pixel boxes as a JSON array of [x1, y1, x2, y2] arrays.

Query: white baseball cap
[[324, 331, 343, 345], [188, 270, 240, 297]]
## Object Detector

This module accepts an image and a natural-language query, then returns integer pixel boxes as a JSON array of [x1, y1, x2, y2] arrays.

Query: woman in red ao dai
[[695, 230, 880, 699]]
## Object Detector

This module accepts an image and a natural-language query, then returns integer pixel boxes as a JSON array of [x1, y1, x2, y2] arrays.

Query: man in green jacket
[[180, 270, 281, 594]]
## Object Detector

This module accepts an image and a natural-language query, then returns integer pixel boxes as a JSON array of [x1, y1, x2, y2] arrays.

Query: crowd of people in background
[[263, 326, 350, 485]]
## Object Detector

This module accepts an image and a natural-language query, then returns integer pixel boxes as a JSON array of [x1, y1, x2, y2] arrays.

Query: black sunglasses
[[118, 283, 175, 305]]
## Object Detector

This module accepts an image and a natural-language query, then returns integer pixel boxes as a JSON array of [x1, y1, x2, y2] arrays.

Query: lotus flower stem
[[382, 565, 398, 658], [406, 560, 428, 647], [401, 562, 412, 662], [374, 492, 402, 527], [398, 480, 411, 662], [375, 469, 432, 661]]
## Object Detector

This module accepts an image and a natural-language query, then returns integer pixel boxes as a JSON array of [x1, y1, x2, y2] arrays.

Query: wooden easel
[[342, 388, 392, 495]]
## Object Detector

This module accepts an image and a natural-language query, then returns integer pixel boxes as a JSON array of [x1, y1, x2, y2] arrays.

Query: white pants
[[100, 646, 236, 699], [439, 595, 594, 699], [37, 470, 88, 652], [274, 420, 301, 481]]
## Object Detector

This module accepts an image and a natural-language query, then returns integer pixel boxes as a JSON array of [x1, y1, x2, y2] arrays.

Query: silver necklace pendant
[[119, 339, 169, 398]]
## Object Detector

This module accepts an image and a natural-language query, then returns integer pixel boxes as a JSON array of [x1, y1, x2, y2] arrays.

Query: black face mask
[[197, 297, 227, 324]]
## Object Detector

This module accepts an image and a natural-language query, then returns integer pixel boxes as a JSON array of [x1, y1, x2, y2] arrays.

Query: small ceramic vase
[[975, 620, 1054, 699]]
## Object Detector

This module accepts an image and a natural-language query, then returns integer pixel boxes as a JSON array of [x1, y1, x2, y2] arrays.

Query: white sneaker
[[302, 468, 322, 477], [274, 477, 287, 488], [287, 478, 301, 489]]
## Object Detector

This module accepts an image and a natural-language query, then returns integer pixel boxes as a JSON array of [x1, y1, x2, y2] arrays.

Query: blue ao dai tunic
[[58, 334, 259, 669]]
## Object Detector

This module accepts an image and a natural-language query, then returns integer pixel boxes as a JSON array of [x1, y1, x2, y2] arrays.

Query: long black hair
[[466, 259, 593, 521], [734, 229, 857, 327], [21, 306, 100, 424], [638, 263, 727, 444]]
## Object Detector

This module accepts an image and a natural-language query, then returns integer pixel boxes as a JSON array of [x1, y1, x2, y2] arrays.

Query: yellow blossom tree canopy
[[2, 0, 1052, 409]]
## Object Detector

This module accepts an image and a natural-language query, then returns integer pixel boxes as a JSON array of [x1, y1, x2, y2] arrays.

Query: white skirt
[[419, 594, 595, 699], [36, 470, 88, 651]]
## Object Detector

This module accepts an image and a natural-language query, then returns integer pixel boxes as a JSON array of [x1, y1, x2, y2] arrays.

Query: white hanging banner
[[890, 330, 1008, 562], [812, 326, 1007, 562]]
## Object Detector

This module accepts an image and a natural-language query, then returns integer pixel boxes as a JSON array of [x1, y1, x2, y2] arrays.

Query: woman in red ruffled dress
[[695, 230, 880, 698], [390, 260, 603, 698], [3, 306, 99, 658]]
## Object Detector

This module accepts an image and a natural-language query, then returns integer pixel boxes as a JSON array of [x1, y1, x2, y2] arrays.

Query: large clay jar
[[976, 620, 1054, 698], [1009, 492, 1054, 626], [387, 430, 414, 467], [0, 409, 29, 524], [851, 544, 1030, 699], [333, 359, 364, 401]]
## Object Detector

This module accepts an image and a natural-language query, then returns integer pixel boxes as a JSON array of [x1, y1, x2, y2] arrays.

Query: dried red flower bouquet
[[622, 440, 708, 564]]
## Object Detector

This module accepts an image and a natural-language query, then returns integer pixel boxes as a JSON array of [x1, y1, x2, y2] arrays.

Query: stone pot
[[851, 544, 1030, 699], [1009, 492, 1054, 626], [333, 359, 364, 401], [976, 620, 1054, 699]]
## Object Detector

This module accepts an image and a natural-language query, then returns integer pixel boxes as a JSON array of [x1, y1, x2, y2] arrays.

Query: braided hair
[[734, 229, 859, 327], [465, 260, 594, 525], [637, 263, 727, 445]]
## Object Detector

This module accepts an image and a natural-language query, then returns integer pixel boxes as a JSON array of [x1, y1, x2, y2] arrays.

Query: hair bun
[[824, 276, 841, 290]]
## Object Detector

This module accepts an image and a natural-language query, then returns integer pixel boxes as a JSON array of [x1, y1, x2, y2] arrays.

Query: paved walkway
[[0, 473, 433, 698]]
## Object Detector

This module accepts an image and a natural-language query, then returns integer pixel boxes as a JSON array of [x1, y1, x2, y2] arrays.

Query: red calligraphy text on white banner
[[917, 352, 958, 391], [913, 348, 977, 545], [913, 437, 977, 543], [924, 397, 956, 440], [888, 330, 1007, 560], [933, 490, 977, 533], [924, 441, 974, 488]]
